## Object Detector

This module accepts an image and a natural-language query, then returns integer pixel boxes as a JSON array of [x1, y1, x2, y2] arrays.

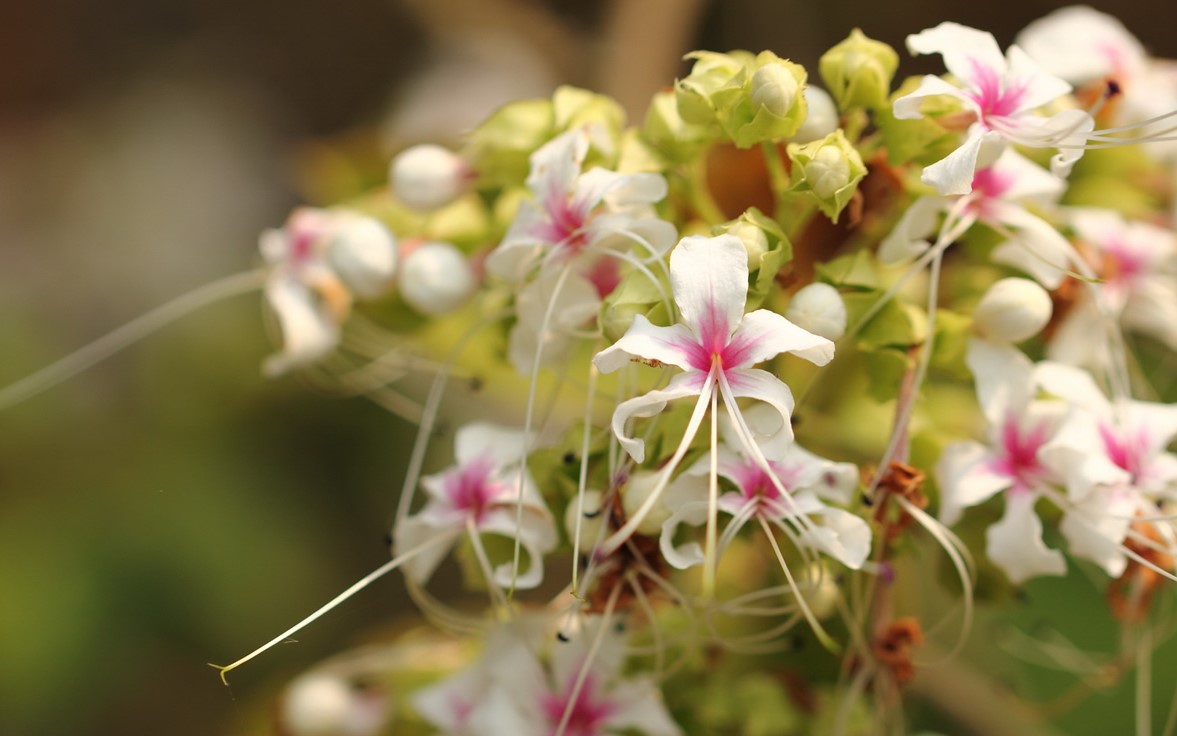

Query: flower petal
[[1060, 486, 1133, 578], [593, 314, 700, 374], [393, 516, 462, 585], [727, 309, 834, 369], [878, 195, 948, 264], [893, 74, 978, 120], [479, 508, 558, 589], [986, 491, 1066, 584], [906, 22, 1008, 88], [936, 440, 1011, 525], [262, 276, 342, 377], [921, 125, 995, 196], [670, 234, 749, 342], [1003, 45, 1073, 114], [801, 505, 871, 569], [722, 368, 798, 446], [988, 203, 1074, 288], [607, 676, 684, 736], [454, 423, 531, 469], [611, 372, 709, 463]]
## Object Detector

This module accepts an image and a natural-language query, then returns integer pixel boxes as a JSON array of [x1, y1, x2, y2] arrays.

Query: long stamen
[[758, 515, 840, 653], [571, 364, 600, 593], [465, 517, 511, 610], [597, 369, 717, 555], [554, 585, 622, 736], [704, 381, 721, 597], [0, 268, 265, 412], [210, 531, 450, 683], [511, 263, 575, 596]]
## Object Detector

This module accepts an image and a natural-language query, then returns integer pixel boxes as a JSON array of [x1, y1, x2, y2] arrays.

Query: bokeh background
[[2, 1, 1177, 734]]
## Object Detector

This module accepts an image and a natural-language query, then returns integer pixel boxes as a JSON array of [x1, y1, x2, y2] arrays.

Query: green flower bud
[[787, 129, 867, 222], [722, 218, 769, 266], [552, 86, 627, 161], [715, 51, 809, 148], [819, 29, 899, 111], [674, 51, 750, 126], [643, 89, 709, 164]]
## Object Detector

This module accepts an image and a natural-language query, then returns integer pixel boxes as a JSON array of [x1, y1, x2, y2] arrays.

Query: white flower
[[894, 22, 1092, 195], [393, 423, 557, 590], [260, 208, 397, 376]]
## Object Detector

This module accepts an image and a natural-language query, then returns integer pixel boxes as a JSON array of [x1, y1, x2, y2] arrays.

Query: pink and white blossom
[[394, 422, 557, 590], [594, 234, 834, 463], [260, 208, 398, 376], [894, 22, 1093, 195]]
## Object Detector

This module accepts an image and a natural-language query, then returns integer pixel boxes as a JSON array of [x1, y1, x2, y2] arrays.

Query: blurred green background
[[2, 1, 1176, 734]]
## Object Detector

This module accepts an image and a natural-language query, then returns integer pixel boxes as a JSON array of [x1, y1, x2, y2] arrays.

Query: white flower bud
[[798, 563, 840, 620], [282, 674, 388, 736], [750, 62, 800, 118], [564, 489, 607, 544], [623, 471, 671, 536], [785, 282, 847, 340], [325, 213, 397, 299], [398, 241, 474, 315], [390, 144, 469, 212], [724, 219, 769, 266], [792, 86, 839, 143], [974, 277, 1053, 343]]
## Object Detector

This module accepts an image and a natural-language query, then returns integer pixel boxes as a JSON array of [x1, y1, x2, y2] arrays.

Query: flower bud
[[785, 282, 847, 340], [623, 471, 671, 536], [643, 89, 709, 164], [792, 86, 839, 143], [786, 130, 866, 222], [750, 61, 800, 119], [973, 277, 1053, 343], [390, 144, 470, 212], [722, 218, 769, 266], [798, 563, 840, 620], [398, 241, 475, 316], [564, 489, 607, 544], [674, 51, 749, 126], [718, 51, 809, 148], [325, 212, 398, 299], [819, 29, 899, 110]]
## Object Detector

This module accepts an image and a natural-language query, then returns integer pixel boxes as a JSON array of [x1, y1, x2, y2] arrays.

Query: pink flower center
[[444, 455, 499, 522], [541, 673, 616, 736], [969, 58, 1026, 122], [991, 415, 1051, 493], [684, 303, 753, 377], [1099, 421, 1149, 482], [1102, 237, 1146, 291], [537, 191, 592, 254], [733, 459, 800, 510]]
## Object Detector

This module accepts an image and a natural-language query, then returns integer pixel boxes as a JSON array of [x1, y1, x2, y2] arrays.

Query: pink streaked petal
[[892, 74, 979, 120], [726, 309, 834, 369], [1003, 45, 1073, 113], [907, 22, 1007, 88], [1016, 5, 1145, 84], [1038, 409, 1128, 501], [670, 234, 749, 342], [611, 372, 710, 463], [454, 422, 531, 468], [936, 440, 1011, 526], [987, 491, 1066, 584], [486, 199, 551, 281], [987, 148, 1066, 204], [965, 337, 1036, 427], [721, 367, 797, 446], [921, 125, 997, 195], [593, 314, 699, 374]]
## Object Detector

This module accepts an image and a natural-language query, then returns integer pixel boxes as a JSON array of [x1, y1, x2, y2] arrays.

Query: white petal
[[479, 509, 558, 590], [526, 129, 588, 206], [670, 234, 749, 341], [509, 271, 600, 375], [1003, 45, 1073, 114], [988, 147, 1066, 205], [659, 499, 709, 570], [487, 199, 551, 282], [921, 126, 994, 196], [393, 516, 461, 585], [593, 314, 700, 374], [611, 372, 709, 463], [607, 676, 684, 736], [986, 491, 1066, 584], [906, 22, 1008, 87], [936, 440, 1010, 526], [727, 310, 834, 369], [1034, 361, 1112, 414], [802, 506, 872, 569], [988, 204, 1074, 288], [722, 368, 798, 446], [1060, 487, 1133, 578], [878, 195, 948, 264], [1016, 6, 1144, 84], [893, 74, 978, 120], [262, 276, 342, 377], [965, 337, 1035, 426], [454, 422, 531, 468]]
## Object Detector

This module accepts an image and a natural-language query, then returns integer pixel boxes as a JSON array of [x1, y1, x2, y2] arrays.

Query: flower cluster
[[10, 7, 1177, 735]]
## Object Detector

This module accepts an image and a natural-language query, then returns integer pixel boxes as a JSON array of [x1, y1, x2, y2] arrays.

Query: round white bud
[[622, 471, 671, 536], [974, 277, 1053, 343], [282, 674, 387, 736], [785, 282, 847, 340], [564, 489, 607, 545], [390, 144, 469, 212], [798, 563, 840, 620], [325, 213, 397, 299], [750, 62, 800, 118], [793, 86, 839, 143], [398, 241, 475, 316]]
